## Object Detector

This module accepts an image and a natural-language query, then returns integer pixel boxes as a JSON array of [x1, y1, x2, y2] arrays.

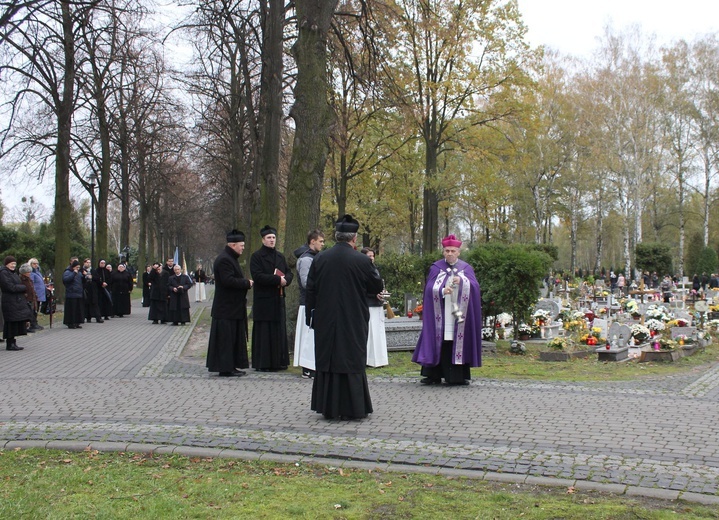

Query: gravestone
[[592, 318, 608, 339], [534, 299, 561, 321], [607, 323, 632, 348], [674, 311, 693, 324], [670, 326, 697, 340]]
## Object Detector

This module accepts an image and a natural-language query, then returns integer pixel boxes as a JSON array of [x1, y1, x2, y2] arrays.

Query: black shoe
[[104, 317, 110, 320], [152, 320, 158, 324], [301, 369, 315, 379], [96, 318, 104, 323], [172, 323, 179, 326], [219, 370, 246, 377], [75, 325, 82, 329], [34, 325, 44, 330], [7, 344, 23, 351], [27, 328, 36, 333], [420, 377, 441, 385]]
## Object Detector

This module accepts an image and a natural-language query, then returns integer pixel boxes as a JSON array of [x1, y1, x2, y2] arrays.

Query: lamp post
[[88, 173, 98, 266]]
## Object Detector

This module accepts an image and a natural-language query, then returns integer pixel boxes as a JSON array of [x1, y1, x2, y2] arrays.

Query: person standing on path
[[361, 247, 389, 368], [412, 235, 483, 386], [0, 256, 32, 350], [168, 264, 192, 325], [94, 259, 113, 320], [305, 215, 383, 420], [111, 263, 134, 317], [194, 264, 207, 302], [148, 263, 167, 324], [206, 230, 254, 377], [28, 258, 46, 323], [142, 265, 152, 307], [62, 260, 85, 329], [293, 229, 325, 379], [250, 225, 293, 371]]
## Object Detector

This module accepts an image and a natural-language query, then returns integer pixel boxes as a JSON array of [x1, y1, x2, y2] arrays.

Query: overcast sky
[[517, 0, 719, 57], [5, 1, 719, 217]]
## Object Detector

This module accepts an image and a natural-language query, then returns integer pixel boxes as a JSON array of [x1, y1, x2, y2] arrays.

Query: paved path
[[1, 292, 719, 505]]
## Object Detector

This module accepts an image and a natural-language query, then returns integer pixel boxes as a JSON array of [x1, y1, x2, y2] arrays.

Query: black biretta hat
[[260, 225, 277, 237], [335, 214, 360, 233], [226, 229, 245, 242]]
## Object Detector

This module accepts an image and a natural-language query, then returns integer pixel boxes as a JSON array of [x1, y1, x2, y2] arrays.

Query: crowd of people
[[204, 217, 484, 421]]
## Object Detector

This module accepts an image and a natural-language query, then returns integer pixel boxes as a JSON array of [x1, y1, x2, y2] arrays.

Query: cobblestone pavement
[[1, 292, 719, 505]]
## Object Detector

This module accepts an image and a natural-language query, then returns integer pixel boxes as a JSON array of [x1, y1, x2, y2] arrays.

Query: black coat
[[168, 273, 193, 311], [305, 242, 383, 373], [0, 266, 33, 323], [250, 245, 293, 321], [212, 245, 252, 320], [149, 267, 170, 301], [62, 267, 84, 299], [111, 270, 134, 315]]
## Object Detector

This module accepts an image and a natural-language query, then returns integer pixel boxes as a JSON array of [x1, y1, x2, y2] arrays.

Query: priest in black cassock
[[206, 230, 254, 377], [305, 215, 383, 420], [250, 225, 293, 371]]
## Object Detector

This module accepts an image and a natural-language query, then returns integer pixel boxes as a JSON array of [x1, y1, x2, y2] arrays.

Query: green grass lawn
[[369, 340, 719, 382], [0, 449, 716, 519]]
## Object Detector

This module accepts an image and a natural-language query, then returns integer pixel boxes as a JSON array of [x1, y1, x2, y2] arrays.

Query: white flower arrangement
[[532, 309, 552, 322], [570, 310, 585, 320], [496, 312, 513, 326], [645, 305, 672, 322], [518, 323, 533, 335], [644, 318, 666, 332], [625, 300, 639, 314], [482, 328, 497, 341], [630, 323, 650, 334], [630, 324, 650, 339], [706, 319, 719, 332]]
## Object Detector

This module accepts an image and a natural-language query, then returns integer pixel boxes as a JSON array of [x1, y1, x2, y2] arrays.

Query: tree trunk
[[251, 0, 283, 248], [422, 140, 439, 253], [284, 0, 338, 253], [53, 1, 76, 301]]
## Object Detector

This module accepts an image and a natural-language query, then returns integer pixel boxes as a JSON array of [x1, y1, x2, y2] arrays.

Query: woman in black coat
[[147, 263, 167, 324], [142, 265, 152, 307], [93, 259, 113, 320], [168, 265, 193, 325], [0, 256, 33, 350], [62, 260, 85, 328], [111, 263, 134, 317]]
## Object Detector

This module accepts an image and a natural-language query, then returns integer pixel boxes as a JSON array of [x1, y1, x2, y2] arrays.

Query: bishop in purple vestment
[[412, 235, 482, 385]]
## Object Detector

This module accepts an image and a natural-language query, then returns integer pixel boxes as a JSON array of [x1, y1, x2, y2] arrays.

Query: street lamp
[[88, 173, 98, 266]]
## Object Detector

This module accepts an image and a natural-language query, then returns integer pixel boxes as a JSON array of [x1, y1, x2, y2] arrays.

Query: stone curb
[[3, 441, 717, 506]]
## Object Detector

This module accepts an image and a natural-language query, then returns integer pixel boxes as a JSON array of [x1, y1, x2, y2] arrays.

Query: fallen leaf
[[567, 486, 576, 494]]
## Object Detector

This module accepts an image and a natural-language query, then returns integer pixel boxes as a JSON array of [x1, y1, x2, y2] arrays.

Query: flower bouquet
[[658, 337, 677, 350], [517, 323, 533, 339], [645, 304, 671, 322], [579, 326, 604, 345], [546, 337, 574, 351], [624, 299, 641, 318], [644, 319, 666, 333], [563, 319, 587, 333], [482, 328, 497, 341], [630, 324, 650, 343], [666, 318, 689, 328], [532, 308, 552, 326]]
